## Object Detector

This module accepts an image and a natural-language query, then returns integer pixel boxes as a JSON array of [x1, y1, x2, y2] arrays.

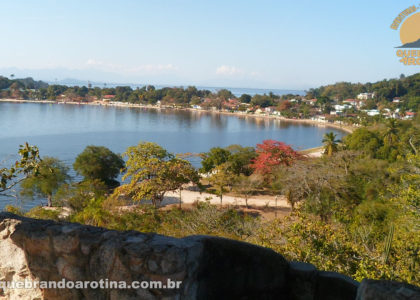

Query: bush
[[25, 206, 61, 221], [4, 205, 24, 216]]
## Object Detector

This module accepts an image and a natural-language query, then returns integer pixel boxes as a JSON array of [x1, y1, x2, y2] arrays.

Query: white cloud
[[86, 59, 102, 66], [216, 65, 243, 76]]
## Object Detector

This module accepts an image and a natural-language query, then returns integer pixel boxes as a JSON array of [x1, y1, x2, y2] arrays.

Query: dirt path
[[162, 189, 290, 209]]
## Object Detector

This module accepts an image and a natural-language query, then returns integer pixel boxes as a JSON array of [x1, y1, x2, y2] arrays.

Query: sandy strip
[[305, 149, 323, 157], [161, 189, 290, 208]]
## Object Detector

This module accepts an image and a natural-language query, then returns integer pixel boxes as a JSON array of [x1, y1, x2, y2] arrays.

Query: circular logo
[[399, 12, 420, 48]]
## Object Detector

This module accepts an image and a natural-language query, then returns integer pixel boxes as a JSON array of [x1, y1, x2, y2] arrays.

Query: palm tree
[[383, 119, 399, 146], [322, 132, 341, 156]]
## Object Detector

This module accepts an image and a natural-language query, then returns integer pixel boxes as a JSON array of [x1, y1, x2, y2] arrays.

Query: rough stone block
[[356, 279, 420, 300]]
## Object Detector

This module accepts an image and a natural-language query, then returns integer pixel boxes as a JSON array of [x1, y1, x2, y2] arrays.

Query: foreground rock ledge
[[0, 213, 418, 300]]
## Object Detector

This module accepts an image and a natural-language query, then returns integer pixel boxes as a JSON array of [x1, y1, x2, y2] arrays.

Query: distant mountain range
[[396, 37, 420, 48], [50, 78, 305, 97]]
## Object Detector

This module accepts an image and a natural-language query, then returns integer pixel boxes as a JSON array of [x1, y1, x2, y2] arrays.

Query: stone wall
[[0, 213, 418, 300]]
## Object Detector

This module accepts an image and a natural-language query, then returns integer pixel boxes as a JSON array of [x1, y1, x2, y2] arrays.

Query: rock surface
[[356, 279, 420, 300], [0, 212, 418, 300]]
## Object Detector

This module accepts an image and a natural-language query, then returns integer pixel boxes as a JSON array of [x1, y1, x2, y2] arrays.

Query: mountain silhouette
[[396, 37, 420, 48]]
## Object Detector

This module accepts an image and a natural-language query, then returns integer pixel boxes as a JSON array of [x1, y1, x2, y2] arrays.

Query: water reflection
[[0, 102, 346, 158]]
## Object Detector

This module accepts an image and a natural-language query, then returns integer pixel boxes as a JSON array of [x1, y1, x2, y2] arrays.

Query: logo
[[391, 4, 420, 65]]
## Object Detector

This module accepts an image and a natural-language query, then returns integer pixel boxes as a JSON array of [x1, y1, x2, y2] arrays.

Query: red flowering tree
[[250, 140, 301, 178]]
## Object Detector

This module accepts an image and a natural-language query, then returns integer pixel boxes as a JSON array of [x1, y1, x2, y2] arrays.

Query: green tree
[[201, 145, 256, 175], [171, 158, 201, 208], [20, 157, 69, 207], [383, 119, 399, 146], [239, 94, 251, 103], [200, 147, 231, 173], [251, 94, 273, 107], [217, 89, 233, 101], [114, 142, 199, 207], [225, 145, 256, 176], [73, 146, 124, 187], [208, 163, 236, 205], [344, 128, 382, 158], [54, 179, 107, 211], [322, 132, 341, 156]]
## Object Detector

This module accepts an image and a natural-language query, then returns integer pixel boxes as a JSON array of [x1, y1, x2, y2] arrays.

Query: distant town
[[1, 73, 418, 129]]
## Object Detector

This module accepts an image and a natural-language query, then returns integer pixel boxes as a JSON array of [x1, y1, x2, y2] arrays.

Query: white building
[[357, 92, 375, 100], [363, 109, 380, 116], [334, 104, 351, 111]]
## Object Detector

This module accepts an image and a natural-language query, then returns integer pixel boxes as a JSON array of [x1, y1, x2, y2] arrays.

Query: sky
[[0, 0, 419, 90]]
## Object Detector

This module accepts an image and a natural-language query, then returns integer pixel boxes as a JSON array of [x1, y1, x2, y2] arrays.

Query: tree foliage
[[0, 143, 41, 197], [54, 179, 107, 212], [322, 132, 341, 156], [20, 156, 69, 207], [73, 146, 124, 187], [344, 119, 420, 161], [200, 147, 231, 173], [208, 163, 237, 205], [200, 145, 256, 176], [250, 140, 301, 179], [113, 142, 199, 207]]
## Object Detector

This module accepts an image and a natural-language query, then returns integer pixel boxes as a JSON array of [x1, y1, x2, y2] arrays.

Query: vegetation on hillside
[[307, 73, 420, 102]]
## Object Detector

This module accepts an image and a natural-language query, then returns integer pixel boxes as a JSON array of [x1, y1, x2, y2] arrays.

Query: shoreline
[[0, 98, 354, 134]]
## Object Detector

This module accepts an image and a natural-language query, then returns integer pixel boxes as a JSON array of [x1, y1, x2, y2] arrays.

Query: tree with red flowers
[[250, 140, 301, 179]]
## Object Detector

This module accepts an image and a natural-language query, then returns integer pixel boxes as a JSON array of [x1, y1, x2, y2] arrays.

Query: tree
[[316, 96, 332, 107], [208, 163, 236, 205], [388, 154, 419, 221], [200, 147, 231, 173], [272, 153, 356, 221], [250, 140, 301, 180], [200, 145, 256, 176], [73, 146, 124, 187], [233, 174, 262, 208], [20, 157, 69, 207], [114, 142, 199, 207], [239, 94, 251, 103], [322, 132, 341, 156], [170, 158, 201, 208], [278, 100, 292, 111], [54, 179, 107, 212], [217, 89, 233, 101], [383, 119, 399, 146], [344, 128, 382, 158], [0, 143, 41, 198], [251, 94, 273, 107], [225, 145, 256, 176]]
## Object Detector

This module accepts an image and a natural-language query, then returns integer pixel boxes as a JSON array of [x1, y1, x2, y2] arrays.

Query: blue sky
[[0, 0, 418, 89]]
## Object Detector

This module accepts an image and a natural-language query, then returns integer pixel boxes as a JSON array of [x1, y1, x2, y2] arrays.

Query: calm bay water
[[0, 102, 345, 209]]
